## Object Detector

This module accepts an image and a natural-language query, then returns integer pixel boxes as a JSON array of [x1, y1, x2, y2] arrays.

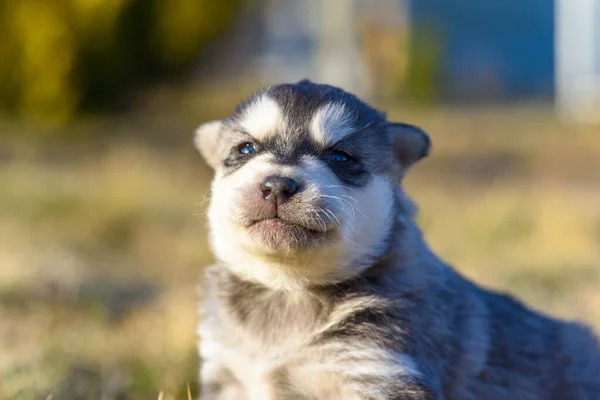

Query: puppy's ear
[[387, 122, 431, 170], [194, 120, 222, 169]]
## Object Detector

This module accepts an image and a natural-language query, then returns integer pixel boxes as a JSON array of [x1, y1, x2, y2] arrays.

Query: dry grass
[[1, 104, 599, 399]]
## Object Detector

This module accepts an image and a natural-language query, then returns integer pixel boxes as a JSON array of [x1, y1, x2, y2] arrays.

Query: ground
[[1, 101, 599, 399]]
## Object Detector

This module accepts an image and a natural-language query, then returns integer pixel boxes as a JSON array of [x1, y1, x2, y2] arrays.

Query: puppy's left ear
[[194, 120, 222, 169], [387, 122, 431, 170]]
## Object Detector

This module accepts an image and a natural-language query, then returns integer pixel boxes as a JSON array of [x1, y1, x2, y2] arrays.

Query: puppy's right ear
[[194, 120, 222, 169]]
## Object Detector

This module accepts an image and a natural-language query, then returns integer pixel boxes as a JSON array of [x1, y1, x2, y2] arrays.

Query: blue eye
[[329, 150, 351, 163], [239, 142, 257, 155]]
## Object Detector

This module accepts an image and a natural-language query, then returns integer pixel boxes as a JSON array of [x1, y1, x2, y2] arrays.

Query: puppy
[[194, 80, 600, 399]]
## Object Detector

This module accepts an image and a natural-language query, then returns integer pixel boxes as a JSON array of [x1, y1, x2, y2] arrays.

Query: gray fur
[[195, 81, 600, 400]]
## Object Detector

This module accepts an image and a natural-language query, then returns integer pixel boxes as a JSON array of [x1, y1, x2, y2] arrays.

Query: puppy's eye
[[329, 150, 353, 163], [238, 142, 257, 155]]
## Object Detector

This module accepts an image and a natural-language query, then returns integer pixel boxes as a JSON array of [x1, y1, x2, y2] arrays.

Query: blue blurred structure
[[206, 0, 600, 113], [410, 0, 555, 101]]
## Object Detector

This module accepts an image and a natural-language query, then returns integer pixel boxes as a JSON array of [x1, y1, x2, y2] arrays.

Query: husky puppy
[[194, 80, 600, 400]]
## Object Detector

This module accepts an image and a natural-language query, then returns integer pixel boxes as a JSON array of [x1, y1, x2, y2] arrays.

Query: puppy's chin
[[243, 218, 336, 255]]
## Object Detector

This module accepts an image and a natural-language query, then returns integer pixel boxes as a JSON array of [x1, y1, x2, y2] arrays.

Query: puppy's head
[[196, 81, 429, 289]]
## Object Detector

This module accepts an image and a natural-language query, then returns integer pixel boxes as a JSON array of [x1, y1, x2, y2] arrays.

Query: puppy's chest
[[199, 268, 423, 399], [200, 293, 341, 399], [199, 271, 374, 398]]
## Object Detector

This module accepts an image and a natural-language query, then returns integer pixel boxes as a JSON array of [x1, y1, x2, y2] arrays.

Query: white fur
[[194, 120, 221, 150], [239, 95, 285, 139], [199, 286, 421, 400], [310, 102, 355, 146], [286, 344, 421, 399], [207, 152, 395, 290], [194, 120, 223, 168]]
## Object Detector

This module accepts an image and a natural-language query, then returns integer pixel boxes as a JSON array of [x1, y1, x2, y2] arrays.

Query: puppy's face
[[196, 81, 429, 289]]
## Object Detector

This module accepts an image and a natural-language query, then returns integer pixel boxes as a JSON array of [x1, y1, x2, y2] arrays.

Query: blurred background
[[1, 0, 600, 398]]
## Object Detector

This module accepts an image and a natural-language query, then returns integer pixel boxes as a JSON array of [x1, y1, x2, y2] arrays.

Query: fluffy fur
[[194, 80, 600, 400]]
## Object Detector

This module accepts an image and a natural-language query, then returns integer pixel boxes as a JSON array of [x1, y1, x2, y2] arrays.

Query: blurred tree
[[360, 0, 410, 101], [0, 0, 243, 125], [405, 22, 442, 103]]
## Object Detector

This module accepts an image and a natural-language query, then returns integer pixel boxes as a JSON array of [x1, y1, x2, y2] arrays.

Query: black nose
[[260, 175, 299, 203]]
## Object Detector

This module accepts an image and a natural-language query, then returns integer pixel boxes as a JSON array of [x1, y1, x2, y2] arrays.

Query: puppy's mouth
[[244, 216, 335, 250], [247, 217, 327, 233]]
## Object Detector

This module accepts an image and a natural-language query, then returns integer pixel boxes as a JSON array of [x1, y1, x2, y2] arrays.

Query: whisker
[[318, 194, 360, 218], [339, 194, 360, 204], [324, 208, 342, 229]]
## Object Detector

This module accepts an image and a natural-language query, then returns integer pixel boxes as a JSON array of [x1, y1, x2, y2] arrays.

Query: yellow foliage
[[0, 0, 242, 125]]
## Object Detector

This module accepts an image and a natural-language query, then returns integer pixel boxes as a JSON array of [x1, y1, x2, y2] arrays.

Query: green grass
[[1, 104, 599, 399]]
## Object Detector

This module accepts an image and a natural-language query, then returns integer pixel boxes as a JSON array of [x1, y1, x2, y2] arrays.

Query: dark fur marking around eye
[[221, 82, 390, 185], [222, 145, 259, 174], [265, 133, 371, 188], [325, 156, 369, 187], [220, 129, 262, 175]]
